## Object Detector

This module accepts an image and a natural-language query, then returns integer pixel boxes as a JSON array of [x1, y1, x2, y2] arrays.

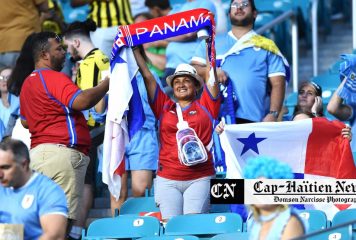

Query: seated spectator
[[292, 81, 352, 141], [0, 139, 68, 239], [0, 67, 20, 130], [132, 41, 220, 222], [292, 81, 323, 119], [244, 156, 306, 239]]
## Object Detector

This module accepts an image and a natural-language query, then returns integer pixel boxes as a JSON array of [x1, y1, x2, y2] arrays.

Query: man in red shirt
[[19, 31, 109, 231]]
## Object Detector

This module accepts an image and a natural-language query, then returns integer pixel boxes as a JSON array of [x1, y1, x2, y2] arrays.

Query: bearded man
[[192, 0, 287, 123]]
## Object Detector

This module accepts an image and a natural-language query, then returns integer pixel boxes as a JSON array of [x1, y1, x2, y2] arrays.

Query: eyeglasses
[[231, 1, 249, 10], [0, 76, 10, 82], [298, 90, 316, 97]]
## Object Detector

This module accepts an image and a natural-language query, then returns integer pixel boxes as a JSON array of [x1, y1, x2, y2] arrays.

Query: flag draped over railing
[[102, 8, 216, 200]]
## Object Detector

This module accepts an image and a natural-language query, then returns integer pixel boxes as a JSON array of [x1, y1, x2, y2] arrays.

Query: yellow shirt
[[76, 48, 109, 127], [89, 0, 133, 28]]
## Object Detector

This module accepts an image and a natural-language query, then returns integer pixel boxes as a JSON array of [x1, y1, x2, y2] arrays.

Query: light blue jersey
[[0, 94, 19, 128], [0, 173, 67, 240], [125, 72, 159, 170], [192, 31, 286, 122]]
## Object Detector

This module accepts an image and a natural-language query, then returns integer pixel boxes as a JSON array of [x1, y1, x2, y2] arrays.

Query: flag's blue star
[[237, 133, 266, 156]]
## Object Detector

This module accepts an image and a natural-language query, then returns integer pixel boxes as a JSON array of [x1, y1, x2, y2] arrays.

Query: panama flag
[[220, 117, 356, 218], [102, 47, 145, 200]]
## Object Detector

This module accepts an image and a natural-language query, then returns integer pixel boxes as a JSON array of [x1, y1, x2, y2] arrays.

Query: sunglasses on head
[[231, 1, 249, 9]]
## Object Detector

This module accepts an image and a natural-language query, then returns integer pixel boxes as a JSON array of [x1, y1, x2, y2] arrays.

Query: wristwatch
[[268, 111, 279, 118]]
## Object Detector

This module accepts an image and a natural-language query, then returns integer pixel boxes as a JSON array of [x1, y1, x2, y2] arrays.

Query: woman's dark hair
[[7, 33, 36, 96], [64, 19, 97, 39]]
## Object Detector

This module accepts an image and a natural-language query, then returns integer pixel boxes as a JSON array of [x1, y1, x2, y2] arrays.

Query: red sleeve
[[199, 85, 221, 119], [149, 85, 171, 119], [45, 72, 82, 108]]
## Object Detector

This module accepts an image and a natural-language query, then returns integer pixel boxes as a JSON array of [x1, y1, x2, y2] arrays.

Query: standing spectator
[[0, 0, 49, 68], [292, 81, 323, 119], [0, 67, 20, 130], [132, 40, 220, 221], [192, 0, 286, 123], [110, 46, 160, 216], [63, 19, 108, 239], [71, 0, 134, 57], [19, 31, 109, 231], [0, 139, 68, 239]]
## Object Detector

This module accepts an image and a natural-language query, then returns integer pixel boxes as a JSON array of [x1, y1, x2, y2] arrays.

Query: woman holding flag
[[133, 41, 220, 221]]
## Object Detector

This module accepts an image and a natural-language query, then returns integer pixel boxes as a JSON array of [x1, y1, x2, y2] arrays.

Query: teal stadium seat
[[305, 225, 352, 240], [332, 209, 356, 230], [210, 204, 231, 214], [164, 213, 243, 239], [82, 215, 160, 239], [320, 209, 356, 240], [284, 92, 297, 117], [298, 209, 329, 233], [210, 232, 249, 240], [120, 197, 160, 215], [311, 73, 340, 91], [139, 236, 199, 240]]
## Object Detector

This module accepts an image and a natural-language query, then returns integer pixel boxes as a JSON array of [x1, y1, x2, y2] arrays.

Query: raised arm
[[132, 47, 157, 101], [327, 79, 353, 121], [71, 78, 109, 111], [203, 40, 219, 98]]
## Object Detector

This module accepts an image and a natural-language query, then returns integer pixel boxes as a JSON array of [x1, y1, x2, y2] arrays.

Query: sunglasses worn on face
[[231, 1, 249, 9]]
